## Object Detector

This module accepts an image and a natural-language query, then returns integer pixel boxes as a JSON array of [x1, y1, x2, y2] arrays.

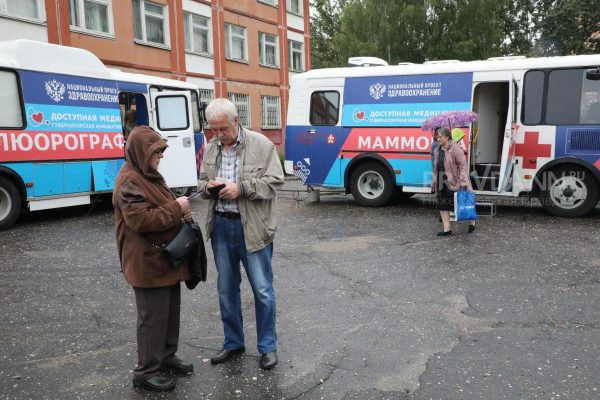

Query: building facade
[[0, 0, 311, 149]]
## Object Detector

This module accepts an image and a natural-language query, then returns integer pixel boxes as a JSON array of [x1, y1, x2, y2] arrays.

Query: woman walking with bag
[[431, 127, 476, 236], [113, 126, 194, 392]]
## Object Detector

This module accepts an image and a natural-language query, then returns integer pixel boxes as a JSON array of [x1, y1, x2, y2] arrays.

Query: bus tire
[[539, 165, 599, 217], [0, 176, 22, 230], [350, 162, 394, 207], [171, 187, 193, 197]]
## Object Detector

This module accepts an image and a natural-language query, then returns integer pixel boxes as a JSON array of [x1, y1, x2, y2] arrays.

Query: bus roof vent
[[397, 62, 415, 65], [423, 59, 460, 64], [348, 57, 388, 67], [487, 56, 527, 61]]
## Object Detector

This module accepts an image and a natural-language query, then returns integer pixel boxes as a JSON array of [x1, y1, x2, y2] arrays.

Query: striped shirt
[[215, 126, 243, 213]]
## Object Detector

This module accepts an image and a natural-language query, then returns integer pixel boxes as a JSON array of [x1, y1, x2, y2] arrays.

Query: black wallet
[[208, 183, 226, 200]]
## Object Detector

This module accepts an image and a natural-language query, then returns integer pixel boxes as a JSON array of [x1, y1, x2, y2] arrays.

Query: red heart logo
[[32, 112, 44, 123], [356, 111, 365, 120]]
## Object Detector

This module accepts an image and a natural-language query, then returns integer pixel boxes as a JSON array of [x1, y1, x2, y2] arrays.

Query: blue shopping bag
[[454, 190, 478, 221]]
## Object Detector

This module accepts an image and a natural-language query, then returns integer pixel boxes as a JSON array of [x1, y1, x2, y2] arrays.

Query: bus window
[[581, 73, 600, 123], [522, 70, 544, 126], [310, 91, 339, 126], [0, 70, 23, 128], [156, 95, 189, 130], [546, 68, 584, 125]]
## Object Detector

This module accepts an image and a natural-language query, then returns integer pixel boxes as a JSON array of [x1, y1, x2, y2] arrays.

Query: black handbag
[[153, 221, 200, 268]]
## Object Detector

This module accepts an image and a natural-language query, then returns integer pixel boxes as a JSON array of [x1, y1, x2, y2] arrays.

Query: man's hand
[[219, 182, 239, 200]]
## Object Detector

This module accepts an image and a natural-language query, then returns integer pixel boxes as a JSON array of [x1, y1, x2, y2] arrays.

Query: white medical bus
[[0, 40, 205, 229], [285, 55, 600, 217]]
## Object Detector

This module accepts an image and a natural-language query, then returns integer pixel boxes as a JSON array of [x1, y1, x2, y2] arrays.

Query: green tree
[[500, 0, 541, 56], [334, 0, 428, 65], [425, 0, 506, 61], [310, 0, 349, 68], [536, 0, 600, 55]]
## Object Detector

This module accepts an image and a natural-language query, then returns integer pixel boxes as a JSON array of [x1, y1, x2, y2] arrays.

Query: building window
[[261, 96, 281, 129], [69, 0, 113, 35], [288, 40, 303, 72], [225, 23, 247, 62], [132, 0, 168, 46], [259, 32, 278, 68], [199, 88, 214, 105], [287, 0, 303, 16], [258, 0, 277, 6], [0, 0, 44, 20], [227, 92, 251, 128], [183, 12, 211, 55]]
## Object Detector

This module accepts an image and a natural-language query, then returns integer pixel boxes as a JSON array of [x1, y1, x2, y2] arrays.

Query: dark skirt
[[436, 182, 454, 211]]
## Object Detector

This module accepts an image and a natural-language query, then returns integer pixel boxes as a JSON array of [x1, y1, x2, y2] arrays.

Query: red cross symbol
[[514, 131, 552, 169]]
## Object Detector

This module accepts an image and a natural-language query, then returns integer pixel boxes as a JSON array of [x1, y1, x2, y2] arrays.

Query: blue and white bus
[[285, 55, 600, 217], [0, 39, 205, 229]]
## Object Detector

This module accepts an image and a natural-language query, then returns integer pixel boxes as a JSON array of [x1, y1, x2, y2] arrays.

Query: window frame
[[227, 92, 251, 128], [132, 0, 170, 48], [224, 23, 248, 63], [259, 32, 279, 68], [258, 0, 278, 7], [183, 11, 212, 56], [155, 94, 190, 131], [69, 0, 114, 37], [0, 69, 25, 130], [288, 39, 304, 72], [286, 0, 303, 16], [0, 0, 45, 22], [310, 91, 340, 126], [260, 95, 281, 129]]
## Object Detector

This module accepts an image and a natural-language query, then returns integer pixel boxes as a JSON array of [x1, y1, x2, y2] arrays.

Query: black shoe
[[210, 347, 245, 364], [437, 230, 452, 236], [162, 355, 194, 375], [259, 351, 278, 370], [133, 374, 176, 392], [468, 224, 476, 233]]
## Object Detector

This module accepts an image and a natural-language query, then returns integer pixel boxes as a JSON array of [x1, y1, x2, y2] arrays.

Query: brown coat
[[113, 126, 190, 288], [431, 141, 473, 192]]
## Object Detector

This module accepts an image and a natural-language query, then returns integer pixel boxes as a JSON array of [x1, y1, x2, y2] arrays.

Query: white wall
[[0, 18, 47, 42], [287, 14, 304, 31], [187, 76, 215, 91]]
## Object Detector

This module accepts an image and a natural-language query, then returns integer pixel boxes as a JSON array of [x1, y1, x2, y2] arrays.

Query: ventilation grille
[[567, 128, 600, 153]]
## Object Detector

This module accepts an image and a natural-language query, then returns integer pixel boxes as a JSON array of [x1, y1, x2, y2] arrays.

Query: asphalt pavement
[[1, 178, 599, 400]]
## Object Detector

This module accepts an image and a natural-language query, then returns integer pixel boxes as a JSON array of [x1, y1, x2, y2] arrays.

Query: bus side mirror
[[586, 67, 600, 81]]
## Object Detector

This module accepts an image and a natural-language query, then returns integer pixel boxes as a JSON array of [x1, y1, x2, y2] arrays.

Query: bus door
[[470, 74, 515, 192], [498, 77, 517, 193], [303, 87, 344, 187], [151, 90, 197, 189]]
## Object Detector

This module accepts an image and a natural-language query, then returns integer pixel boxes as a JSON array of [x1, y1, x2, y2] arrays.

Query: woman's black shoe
[[468, 224, 476, 233], [437, 230, 452, 236]]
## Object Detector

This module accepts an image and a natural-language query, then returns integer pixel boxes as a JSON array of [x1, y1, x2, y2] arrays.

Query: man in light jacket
[[198, 98, 284, 370]]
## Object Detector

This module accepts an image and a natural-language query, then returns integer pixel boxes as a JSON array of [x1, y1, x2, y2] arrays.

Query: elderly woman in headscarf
[[113, 126, 194, 392], [431, 126, 476, 236]]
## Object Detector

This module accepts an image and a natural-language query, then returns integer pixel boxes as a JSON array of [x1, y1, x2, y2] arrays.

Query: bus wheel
[[0, 176, 22, 230], [350, 162, 394, 207], [171, 187, 193, 197], [540, 165, 599, 217]]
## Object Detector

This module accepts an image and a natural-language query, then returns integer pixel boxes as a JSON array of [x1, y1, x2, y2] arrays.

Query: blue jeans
[[211, 215, 277, 354]]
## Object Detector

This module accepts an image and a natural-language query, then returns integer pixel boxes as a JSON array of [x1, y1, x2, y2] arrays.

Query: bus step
[[476, 201, 496, 218]]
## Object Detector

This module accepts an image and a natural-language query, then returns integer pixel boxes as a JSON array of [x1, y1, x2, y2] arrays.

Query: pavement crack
[[286, 362, 338, 400]]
